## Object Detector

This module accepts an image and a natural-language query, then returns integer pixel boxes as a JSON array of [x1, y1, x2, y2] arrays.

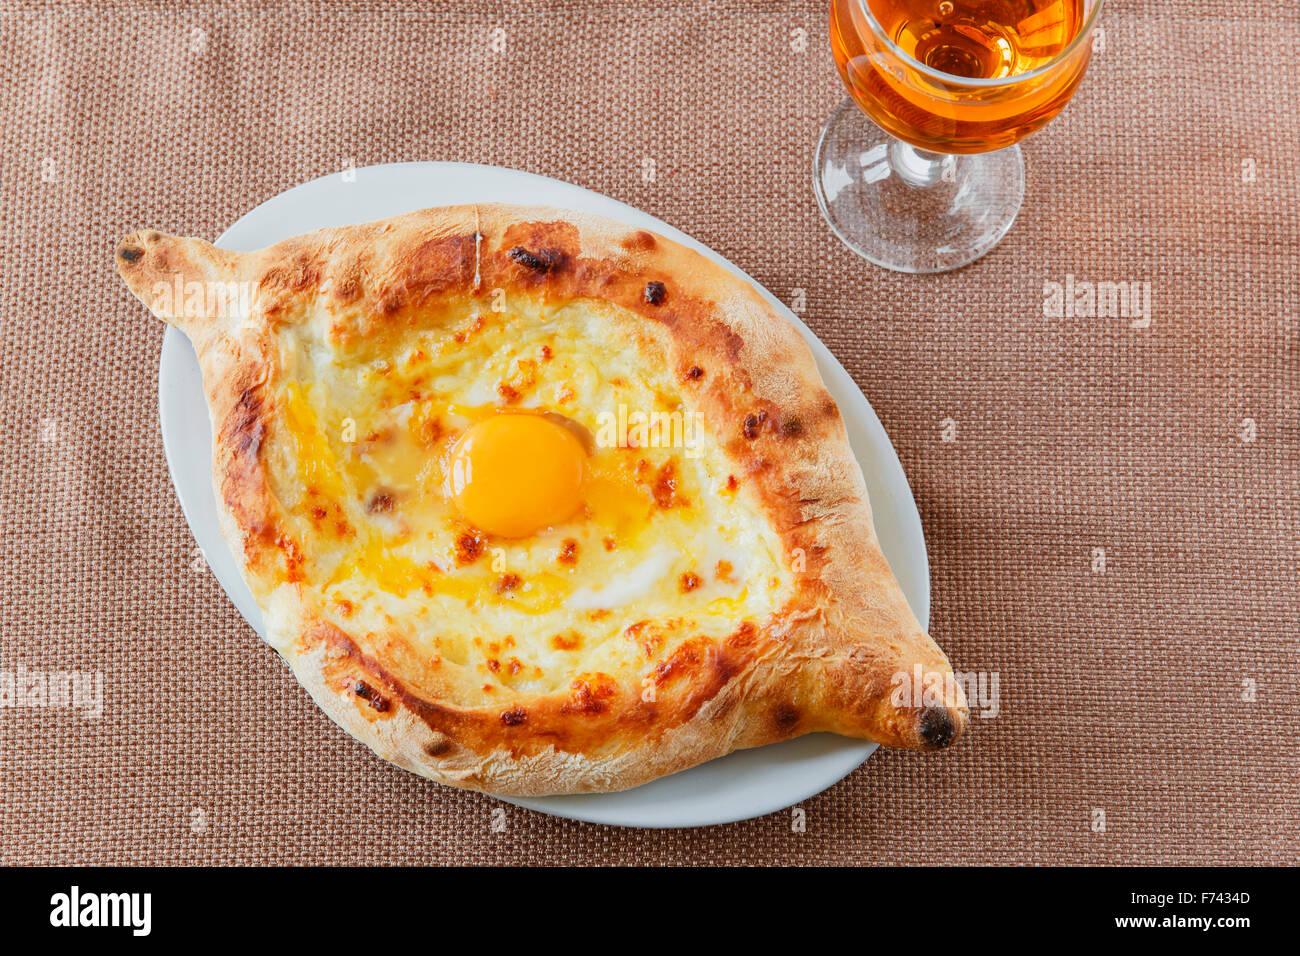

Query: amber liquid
[[831, 0, 1092, 153]]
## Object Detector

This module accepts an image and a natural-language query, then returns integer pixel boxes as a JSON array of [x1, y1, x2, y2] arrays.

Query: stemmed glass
[[815, 0, 1104, 273]]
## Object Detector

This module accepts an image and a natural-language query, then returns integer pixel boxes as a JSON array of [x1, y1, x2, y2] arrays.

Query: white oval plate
[[159, 162, 929, 828]]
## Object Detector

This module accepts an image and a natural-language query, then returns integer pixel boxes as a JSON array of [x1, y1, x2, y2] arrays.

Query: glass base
[[813, 98, 1025, 274]]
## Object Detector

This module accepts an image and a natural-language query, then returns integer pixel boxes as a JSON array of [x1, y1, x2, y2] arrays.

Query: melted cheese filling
[[264, 295, 795, 705]]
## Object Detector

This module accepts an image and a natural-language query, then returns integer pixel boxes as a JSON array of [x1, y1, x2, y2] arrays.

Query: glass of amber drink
[[817, 0, 1103, 272]]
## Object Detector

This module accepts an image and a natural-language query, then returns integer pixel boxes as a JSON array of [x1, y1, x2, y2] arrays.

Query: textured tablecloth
[[1, 0, 1296, 866]]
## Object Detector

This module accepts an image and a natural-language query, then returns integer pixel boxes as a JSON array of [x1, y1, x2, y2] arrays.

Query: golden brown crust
[[116, 203, 967, 796]]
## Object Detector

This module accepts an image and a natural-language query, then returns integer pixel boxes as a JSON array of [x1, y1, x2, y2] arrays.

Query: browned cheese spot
[[455, 531, 486, 565], [551, 630, 583, 651], [564, 674, 618, 715], [416, 415, 443, 447], [277, 533, 305, 583], [728, 621, 758, 647], [651, 460, 687, 509]]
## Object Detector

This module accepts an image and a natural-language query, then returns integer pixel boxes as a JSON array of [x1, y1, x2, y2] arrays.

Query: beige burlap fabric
[[1, 0, 1295, 865]]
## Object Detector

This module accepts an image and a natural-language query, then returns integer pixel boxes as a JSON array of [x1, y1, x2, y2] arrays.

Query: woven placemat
[[1, 0, 1296, 865]]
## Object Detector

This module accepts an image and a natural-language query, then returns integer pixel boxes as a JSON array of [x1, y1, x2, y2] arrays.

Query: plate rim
[[157, 161, 929, 828]]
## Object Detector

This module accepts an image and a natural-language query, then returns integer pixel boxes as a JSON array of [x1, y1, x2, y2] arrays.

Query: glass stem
[[888, 140, 958, 188]]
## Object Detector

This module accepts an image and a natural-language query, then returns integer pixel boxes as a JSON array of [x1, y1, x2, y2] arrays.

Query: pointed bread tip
[[918, 702, 968, 749], [115, 229, 160, 275], [115, 229, 245, 331]]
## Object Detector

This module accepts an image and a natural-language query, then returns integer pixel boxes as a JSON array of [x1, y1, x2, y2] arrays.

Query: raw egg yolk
[[445, 414, 587, 538]]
